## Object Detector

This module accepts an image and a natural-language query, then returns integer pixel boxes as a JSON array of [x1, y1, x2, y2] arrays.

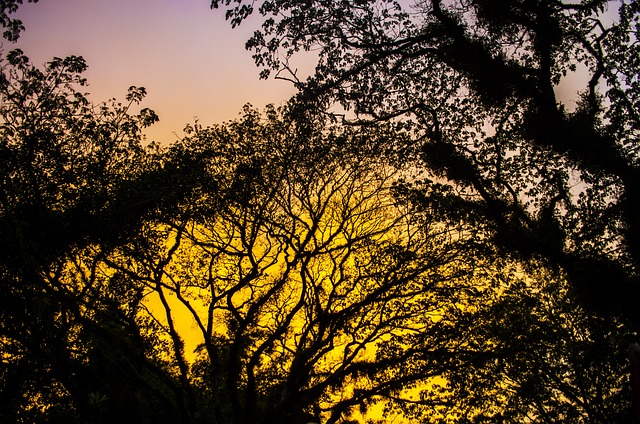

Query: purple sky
[[11, 0, 613, 144], [13, 0, 298, 144]]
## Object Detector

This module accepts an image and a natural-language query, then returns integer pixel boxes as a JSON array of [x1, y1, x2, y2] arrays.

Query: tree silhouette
[[212, 0, 640, 327], [0, 1, 638, 422], [95, 106, 491, 423], [63, 105, 633, 423], [0, 0, 39, 41], [0, 49, 200, 423]]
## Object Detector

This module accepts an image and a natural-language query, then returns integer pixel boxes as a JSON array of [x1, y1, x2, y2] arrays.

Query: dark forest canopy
[[0, 0, 639, 423], [212, 0, 640, 328], [0, 48, 635, 424]]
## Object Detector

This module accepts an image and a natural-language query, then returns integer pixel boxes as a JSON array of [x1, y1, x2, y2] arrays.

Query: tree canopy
[[1, 1, 639, 423], [0, 0, 38, 41], [212, 0, 640, 327]]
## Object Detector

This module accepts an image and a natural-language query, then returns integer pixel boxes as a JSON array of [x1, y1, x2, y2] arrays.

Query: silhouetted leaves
[[213, 0, 640, 329], [1, 1, 638, 422], [0, 0, 38, 41]]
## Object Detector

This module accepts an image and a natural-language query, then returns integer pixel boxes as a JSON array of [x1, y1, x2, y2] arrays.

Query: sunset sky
[[13, 0, 299, 144], [11, 0, 614, 145]]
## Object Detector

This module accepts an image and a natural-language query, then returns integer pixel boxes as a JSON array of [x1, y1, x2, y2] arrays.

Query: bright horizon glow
[[12, 0, 299, 144]]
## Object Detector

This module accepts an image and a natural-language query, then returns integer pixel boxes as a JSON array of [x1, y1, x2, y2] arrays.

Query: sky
[[12, 0, 299, 144], [10, 0, 617, 145]]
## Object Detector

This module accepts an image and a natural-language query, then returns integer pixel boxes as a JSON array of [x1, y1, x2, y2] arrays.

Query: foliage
[[0, 1, 638, 423], [46, 104, 635, 423], [0, 49, 187, 423], [399, 264, 636, 422], [211, 0, 640, 328], [0, 0, 38, 41]]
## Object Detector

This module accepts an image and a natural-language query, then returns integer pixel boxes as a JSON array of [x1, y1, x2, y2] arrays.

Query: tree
[[376, 180, 636, 423], [0, 0, 39, 41], [396, 262, 636, 422], [0, 8, 249, 422], [0, 48, 201, 423], [0, 49, 633, 420], [95, 105, 497, 423], [70, 105, 633, 423], [1, 2, 637, 421], [211, 0, 640, 327]]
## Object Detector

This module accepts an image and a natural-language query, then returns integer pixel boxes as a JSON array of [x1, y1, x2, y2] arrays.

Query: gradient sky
[[13, 0, 298, 144], [11, 0, 613, 145]]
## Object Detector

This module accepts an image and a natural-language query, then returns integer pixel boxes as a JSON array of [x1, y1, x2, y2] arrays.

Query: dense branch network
[[212, 0, 640, 325], [0, 1, 638, 422]]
